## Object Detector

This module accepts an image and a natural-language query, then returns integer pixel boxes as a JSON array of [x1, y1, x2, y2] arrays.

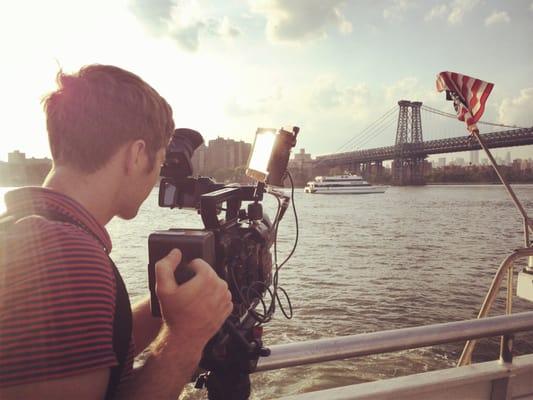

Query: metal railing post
[[458, 248, 533, 366]]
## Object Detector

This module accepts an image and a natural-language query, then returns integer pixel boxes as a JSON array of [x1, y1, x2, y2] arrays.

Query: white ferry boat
[[304, 174, 387, 194]]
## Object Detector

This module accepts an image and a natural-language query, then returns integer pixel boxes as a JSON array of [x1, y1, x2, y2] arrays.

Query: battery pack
[[148, 229, 215, 317]]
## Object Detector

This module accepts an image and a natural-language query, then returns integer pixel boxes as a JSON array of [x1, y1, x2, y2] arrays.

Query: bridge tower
[[392, 100, 426, 185]]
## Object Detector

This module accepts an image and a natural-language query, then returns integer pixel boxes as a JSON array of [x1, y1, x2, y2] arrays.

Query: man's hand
[[155, 249, 233, 348]]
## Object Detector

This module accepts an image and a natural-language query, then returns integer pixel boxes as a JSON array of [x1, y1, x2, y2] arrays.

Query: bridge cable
[[355, 115, 399, 150], [421, 105, 525, 129], [346, 108, 398, 150], [313, 106, 398, 167], [331, 105, 398, 154], [332, 107, 397, 154], [314, 110, 399, 167]]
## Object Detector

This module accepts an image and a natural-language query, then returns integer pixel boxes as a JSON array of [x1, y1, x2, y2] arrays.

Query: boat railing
[[458, 246, 533, 366], [256, 310, 533, 374]]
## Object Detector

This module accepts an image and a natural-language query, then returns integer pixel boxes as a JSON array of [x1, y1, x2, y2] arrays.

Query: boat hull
[[304, 186, 387, 194], [304, 174, 387, 194]]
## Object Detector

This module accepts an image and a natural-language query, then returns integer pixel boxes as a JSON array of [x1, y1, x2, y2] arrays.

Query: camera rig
[[147, 127, 299, 400]]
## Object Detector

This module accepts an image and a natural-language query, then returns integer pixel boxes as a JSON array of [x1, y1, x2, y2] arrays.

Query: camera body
[[148, 184, 274, 321]]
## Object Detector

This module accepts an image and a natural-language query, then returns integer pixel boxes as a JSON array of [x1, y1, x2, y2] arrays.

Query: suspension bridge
[[314, 100, 533, 185]]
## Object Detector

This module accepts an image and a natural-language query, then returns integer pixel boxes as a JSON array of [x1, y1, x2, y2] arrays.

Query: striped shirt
[[0, 187, 134, 389]]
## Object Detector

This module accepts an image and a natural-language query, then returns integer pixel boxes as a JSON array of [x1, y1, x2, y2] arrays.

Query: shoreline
[[2, 182, 533, 189]]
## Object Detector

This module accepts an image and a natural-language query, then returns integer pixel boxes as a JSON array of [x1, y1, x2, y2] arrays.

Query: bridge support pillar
[[392, 157, 426, 185], [375, 161, 383, 180], [392, 100, 426, 186], [361, 162, 371, 180]]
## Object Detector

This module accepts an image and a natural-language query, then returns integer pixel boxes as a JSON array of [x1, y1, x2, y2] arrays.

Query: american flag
[[436, 71, 494, 131]]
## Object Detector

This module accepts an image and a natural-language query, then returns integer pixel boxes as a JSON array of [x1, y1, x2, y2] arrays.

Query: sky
[[0, 0, 532, 162]]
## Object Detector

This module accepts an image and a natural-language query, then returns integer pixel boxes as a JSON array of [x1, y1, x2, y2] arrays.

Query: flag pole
[[470, 127, 532, 247]]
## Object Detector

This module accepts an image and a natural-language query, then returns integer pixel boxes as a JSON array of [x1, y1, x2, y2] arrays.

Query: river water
[[2, 184, 533, 399]]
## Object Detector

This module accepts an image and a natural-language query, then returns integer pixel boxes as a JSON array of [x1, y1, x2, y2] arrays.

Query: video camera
[[147, 126, 299, 399]]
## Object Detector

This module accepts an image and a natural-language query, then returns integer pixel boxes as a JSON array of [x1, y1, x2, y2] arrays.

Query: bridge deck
[[316, 128, 533, 164]]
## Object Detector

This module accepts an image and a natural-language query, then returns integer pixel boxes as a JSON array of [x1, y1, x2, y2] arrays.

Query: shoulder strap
[[105, 258, 133, 400], [0, 209, 132, 399]]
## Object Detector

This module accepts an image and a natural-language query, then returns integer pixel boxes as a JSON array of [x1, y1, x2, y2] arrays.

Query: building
[[287, 148, 315, 186], [8, 150, 26, 164], [291, 148, 312, 165], [289, 148, 314, 175], [505, 151, 511, 166], [469, 150, 479, 166], [190, 137, 252, 176], [521, 158, 533, 171], [454, 157, 465, 167], [0, 151, 52, 186], [437, 157, 446, 168]]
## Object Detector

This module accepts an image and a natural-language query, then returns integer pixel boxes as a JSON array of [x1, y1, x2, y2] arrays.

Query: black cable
[[276, 171, 298, 271], [275, 286, 293, 319], [245, 172, 298, 325], [269, 171, 297, 321], [229, 260, 250, 311]]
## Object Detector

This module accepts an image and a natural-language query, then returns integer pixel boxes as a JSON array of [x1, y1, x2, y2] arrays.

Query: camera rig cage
[[147, 127, 299, 400]]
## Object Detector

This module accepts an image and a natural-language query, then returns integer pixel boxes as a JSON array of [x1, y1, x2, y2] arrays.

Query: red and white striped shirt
[[0, 187, 134, 388]]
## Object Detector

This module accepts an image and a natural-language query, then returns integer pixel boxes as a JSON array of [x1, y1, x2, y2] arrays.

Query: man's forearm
[[132, 296, 163, 356], [116, 326, 203, 400]]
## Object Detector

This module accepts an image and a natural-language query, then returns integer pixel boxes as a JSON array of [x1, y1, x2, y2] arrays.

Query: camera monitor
[[246, 126, 299, 187]]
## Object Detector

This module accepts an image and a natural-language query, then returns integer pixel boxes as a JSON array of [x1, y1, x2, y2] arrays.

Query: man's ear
[[124, 140, 147, 176]]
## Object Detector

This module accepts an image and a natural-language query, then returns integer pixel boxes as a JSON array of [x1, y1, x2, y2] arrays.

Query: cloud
[[308, 76, 370, 119], [383, 0, 416, 22], [424, 0, 479, 24], [225, 87, 283, 117], [385, 77, 421, 102], [169, 22, 203, 51], [498, 88, 533, 127], [249, 0, 351, 44], [424, 4, 448, 21], [448, 0, 479, 24], [484, 10, 510, 26], [218, 16, 241, 37], [129, 0, 240, 51], [129, 0, 174, 35], [384, 77, 442, 109]]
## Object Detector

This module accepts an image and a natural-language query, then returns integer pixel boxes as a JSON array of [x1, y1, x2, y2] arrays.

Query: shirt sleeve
[[0, 217, 118, 387]]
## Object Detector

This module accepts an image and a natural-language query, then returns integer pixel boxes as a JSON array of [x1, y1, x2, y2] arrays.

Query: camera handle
[[175, 265, 270, 400], [195, 319, 270, 400]]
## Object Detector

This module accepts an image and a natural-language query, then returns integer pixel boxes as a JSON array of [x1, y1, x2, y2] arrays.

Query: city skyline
[[2, 145, 530, 167]]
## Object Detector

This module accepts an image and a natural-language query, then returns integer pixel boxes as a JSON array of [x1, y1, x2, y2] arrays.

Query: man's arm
[[0, 250, 232, 400], [116, 249, 233, 399], [132, 296, 163, 356]]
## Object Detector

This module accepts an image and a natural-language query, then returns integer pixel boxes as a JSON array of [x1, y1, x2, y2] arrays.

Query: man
[[0, 65, 233, 399]]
